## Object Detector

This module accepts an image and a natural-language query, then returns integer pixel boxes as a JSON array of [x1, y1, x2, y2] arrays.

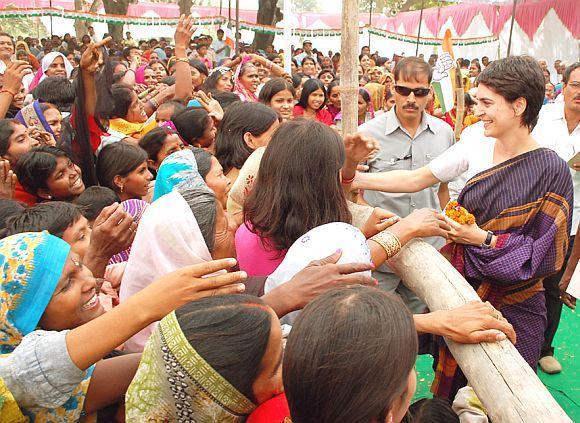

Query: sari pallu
[[432, 148, 573, 399]]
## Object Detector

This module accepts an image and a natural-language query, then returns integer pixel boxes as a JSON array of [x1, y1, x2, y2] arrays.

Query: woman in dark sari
[[353, 55, 573, 399]]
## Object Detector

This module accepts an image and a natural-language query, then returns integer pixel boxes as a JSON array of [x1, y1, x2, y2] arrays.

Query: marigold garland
[[445, 200, 476, 225]]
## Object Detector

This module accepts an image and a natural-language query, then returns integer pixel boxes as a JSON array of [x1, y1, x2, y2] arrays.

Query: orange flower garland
[[445, 200, 476, 225]]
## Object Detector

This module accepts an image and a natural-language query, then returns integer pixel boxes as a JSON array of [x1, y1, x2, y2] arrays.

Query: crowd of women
[[0, 12, 573, 422]]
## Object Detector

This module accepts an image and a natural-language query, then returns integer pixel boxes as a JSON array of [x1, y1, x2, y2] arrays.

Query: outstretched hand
[[344, 133, 380, 164], [80, 36, 112, 74], [277, 250, 376, 312], [193, 91, 224, 122], [144, 258, 247, 320], [361, 207, 400, 239], [0, 160, 15, 200], [436, 301, 516, 344], [175, 14, 196, 49], [2, 60, 31, 94]]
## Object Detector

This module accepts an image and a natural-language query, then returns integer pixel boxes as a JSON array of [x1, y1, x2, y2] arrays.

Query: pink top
[[235, 223, 286, 277]]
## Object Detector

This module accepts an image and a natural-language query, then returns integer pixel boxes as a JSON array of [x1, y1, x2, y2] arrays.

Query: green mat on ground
[[413, 307, 579, 420]]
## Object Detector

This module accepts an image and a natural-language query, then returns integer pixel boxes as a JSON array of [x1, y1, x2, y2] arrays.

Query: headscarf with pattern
[[126, 311, 255, 421]]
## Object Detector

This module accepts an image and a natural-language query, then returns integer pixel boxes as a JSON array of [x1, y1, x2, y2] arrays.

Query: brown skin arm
[[83, 354, 141, 414]]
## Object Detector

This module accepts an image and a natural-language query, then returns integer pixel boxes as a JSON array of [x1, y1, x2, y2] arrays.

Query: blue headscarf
[[152, 149, 207, 201], [0, 232, 70, 354]]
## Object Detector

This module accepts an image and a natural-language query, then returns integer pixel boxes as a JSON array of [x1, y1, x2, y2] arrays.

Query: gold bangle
[[176, 57, 189, 64], [370, 230, 402, 259]]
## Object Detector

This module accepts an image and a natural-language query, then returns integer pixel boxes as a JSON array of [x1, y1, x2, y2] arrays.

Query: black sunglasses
[[394, 85, 430, 97]]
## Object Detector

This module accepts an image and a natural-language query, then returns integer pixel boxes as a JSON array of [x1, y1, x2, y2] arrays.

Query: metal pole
[[228, 0, 232, 26], [368, 1, 373, 50], [219, 0, 223, 17], [415, 0, 425, 56], [49, 0, 53, 37], [283, 0, 292, 74], [506, 0, 517, 57], [235, 0, 239, 55]]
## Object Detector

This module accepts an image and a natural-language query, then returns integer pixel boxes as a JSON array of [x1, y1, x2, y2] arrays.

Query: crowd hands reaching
[[0, 12, 576, 423]]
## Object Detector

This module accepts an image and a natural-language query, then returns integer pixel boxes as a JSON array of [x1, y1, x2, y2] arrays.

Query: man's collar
[[385, 107, 438, 136]]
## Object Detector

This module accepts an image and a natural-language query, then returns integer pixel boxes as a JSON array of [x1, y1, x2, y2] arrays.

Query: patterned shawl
[[108, 199, 149, 264], [15, 100, 55, 136], [125, 311, 256, 422], [0, 232, 94, 422], [433, 148, 573, 398], [152, 149, 208, 201]]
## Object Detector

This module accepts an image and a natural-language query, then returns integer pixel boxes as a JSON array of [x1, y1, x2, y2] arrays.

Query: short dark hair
[[214, 102, 278, 174], [96, 142, 148, 192], [175, 294, 273, 402], [394, 56, 433, 84], [317, 69, 335, 81], [179, 188, 217, 251], [7, 201, 82, 238], [259, 77, 296, 104], [138, 126, 176, 163], [191, 147, 212, 179], [477, 55, 544, 131], [15, 146, 70, 196], [301, 56, 317, 68], [298, 78, 327, 109], [74, 186, 120, 222], [188, 59, 209, 77], [562, 62, 580, 84], [244, 119, 351, 252], [202, 67, 233, 92], [0, 199, 25, 239], [284, 286, 418, 423], [461, 58, 470, 68], [109, 83, 134, 119], [122, 46, 139, 61], [33, 76, 75, 112], [208, 90, 241, 111], [172, 107, 211, 145], [402, 398, 459, 423]]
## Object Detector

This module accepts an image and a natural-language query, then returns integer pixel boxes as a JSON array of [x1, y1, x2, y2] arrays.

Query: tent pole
[[368, 1, 373, 50], [415, 0, 425, 56], [341, 0, 359, 136], [235, 0, 239, 55], [506, 0, 517, 57]]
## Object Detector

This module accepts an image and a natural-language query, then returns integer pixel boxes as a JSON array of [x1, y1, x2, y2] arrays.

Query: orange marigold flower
[[445, 200, 476, 225]]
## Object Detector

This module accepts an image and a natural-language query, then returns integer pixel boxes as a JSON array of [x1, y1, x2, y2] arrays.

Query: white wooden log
[[340, 0, 359, 136], [387, 239, 572, 423]]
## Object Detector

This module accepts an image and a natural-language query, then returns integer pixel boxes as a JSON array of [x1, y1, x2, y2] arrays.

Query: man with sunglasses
[[359, 56, 455, 313]]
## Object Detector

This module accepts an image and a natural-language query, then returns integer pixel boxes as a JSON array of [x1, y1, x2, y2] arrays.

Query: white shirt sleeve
[[428, 138, 470, 183]]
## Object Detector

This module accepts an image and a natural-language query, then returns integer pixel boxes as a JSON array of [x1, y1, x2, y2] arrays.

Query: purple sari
[[433, 148, 573, 399]]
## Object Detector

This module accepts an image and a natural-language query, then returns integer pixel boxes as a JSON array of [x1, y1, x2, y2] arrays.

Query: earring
[[120, 185, 124, 193], [47, 195, 52, 199]]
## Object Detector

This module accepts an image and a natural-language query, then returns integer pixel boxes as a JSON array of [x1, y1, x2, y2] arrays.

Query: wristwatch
[[481, 230, 494, 249]]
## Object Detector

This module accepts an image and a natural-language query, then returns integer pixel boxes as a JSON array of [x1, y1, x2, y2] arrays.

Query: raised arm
[[355, 166, 440, 193], [65, 258, 246, 370], [79, 37, 112, 117], [0, 61, 30, 119], [174, 14, 195, 101]]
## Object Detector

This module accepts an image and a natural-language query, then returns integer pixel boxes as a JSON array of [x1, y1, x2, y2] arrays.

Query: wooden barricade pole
[[387, 240, 572, 423]]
